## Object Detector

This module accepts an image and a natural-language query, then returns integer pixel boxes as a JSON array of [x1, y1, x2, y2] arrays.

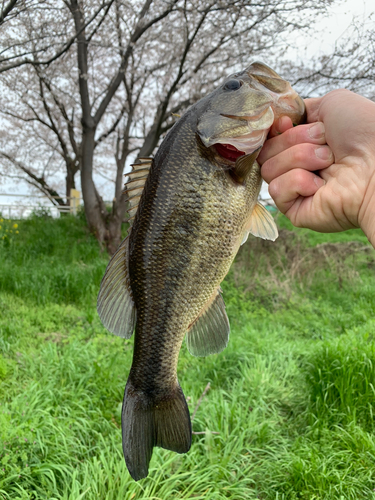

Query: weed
[[0, 218, 20, 248]]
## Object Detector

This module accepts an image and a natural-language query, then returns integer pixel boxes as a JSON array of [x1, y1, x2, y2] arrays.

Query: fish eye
[[224, 79, 242, 91]]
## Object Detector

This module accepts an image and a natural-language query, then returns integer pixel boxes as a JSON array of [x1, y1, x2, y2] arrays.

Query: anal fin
[[185, 288, 230, 357]]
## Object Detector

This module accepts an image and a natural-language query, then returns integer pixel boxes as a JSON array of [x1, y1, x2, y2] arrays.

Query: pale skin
[[258, 89, 375, 248]]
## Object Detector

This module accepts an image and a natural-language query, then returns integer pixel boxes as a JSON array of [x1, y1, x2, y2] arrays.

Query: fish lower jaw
[[213, 143, 245, 162], [212, 129, 269, 163]]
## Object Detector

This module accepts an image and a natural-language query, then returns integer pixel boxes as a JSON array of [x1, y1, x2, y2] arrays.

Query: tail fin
[[122, 379, 192, 481]]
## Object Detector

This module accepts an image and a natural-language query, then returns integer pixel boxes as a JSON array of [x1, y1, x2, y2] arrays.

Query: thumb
[[305, 97, 323, 123]]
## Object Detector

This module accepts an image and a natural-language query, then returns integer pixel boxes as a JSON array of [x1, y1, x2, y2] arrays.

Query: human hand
[[259, 89, 375, 247]]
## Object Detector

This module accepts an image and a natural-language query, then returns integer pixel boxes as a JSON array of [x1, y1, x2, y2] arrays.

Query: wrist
[[359, 173, 375, 248], [363, 212, 375, 248]]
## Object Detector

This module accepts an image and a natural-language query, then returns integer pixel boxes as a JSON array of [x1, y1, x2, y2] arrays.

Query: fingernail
[[314, 175, 326, 188], [275, 116, 288, 134], [273, 119, 282, 134], [309, 122, 325, 140], [315, 146, 332, 160]]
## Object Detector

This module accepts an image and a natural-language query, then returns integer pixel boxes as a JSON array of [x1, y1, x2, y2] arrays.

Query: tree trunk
[[110, 157, 128, 252], [80, 126, 106, 239], [107, 204, 124, 254], [80, 124, 126, 253], [70, 0, 179, 254], [66, 161, 76, 202]]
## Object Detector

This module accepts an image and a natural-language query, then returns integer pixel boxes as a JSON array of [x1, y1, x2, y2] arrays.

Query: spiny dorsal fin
[[97, 236, 136, 338], [124, 158, 153, 227], [241, 202, 278, 245], [185, 288, 230, 357]]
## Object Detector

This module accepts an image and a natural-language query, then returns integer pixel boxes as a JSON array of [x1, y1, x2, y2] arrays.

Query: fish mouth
[[212, 127, 269, 164], [200, 101, 274, 164], [214, 143, 246, 162]]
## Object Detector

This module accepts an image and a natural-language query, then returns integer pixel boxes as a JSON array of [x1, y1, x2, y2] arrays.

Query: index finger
[[258, 121, 326, 166]]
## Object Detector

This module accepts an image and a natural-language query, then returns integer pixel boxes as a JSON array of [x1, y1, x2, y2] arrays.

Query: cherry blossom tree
[[0, 0, 337, 253]]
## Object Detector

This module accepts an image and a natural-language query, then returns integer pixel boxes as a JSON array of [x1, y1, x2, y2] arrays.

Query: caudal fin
[[122, 380, 192, 481]]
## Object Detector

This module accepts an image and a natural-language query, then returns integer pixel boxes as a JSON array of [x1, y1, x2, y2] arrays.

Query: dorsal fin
[[124, 158, 153, 228]]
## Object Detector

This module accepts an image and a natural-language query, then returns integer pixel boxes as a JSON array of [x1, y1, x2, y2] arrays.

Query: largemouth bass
[[97, 62, 305, 480]]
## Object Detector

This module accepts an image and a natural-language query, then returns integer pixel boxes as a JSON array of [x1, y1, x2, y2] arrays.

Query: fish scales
[[97, 62, 306, 480], [129, 118, 258, 388]]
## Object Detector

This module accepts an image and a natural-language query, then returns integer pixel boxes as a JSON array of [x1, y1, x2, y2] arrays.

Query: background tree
[[289, 13, 375, 100], [0, 0, 20, 25], [0, 0, 338, 253]]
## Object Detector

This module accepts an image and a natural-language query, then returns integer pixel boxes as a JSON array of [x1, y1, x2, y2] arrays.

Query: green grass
[[0, 213, 375, 499], [0, 213, 108, 310]]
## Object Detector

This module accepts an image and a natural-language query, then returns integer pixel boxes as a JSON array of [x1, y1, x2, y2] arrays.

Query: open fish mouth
[[206, 105, 274, 164], [214, 143, 245, 161], [212, 126, 269, 163]]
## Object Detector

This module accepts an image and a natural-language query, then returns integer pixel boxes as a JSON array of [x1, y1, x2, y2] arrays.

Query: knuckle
[[268, 178, 280, 199], [261, 158, 275, 182], [291, 217, 304, 228], [293, 169, 308, 189], [291, 146, 307, 164], [285, 127, 299, 147]]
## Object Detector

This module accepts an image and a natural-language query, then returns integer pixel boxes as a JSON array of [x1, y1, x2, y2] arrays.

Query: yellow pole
[[70, 189, 81, 215]]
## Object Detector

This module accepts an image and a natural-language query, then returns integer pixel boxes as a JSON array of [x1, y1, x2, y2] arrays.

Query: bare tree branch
[[93, 0, 179, 126], [0, 152, 66, 206], [0, 0, 18, 25]]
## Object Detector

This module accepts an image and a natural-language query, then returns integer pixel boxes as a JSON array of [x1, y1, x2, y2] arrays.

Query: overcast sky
[[291, 0, 371, 59]]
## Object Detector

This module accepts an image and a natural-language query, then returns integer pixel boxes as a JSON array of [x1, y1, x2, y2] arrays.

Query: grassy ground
[[0, 212, 375, 499]]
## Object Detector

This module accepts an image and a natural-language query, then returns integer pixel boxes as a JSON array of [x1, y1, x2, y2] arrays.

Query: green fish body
[[97, 62, 306, 480]]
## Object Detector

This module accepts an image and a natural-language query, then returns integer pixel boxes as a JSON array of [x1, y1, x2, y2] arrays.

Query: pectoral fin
[[97, 236, 136, 338], [232, 147, 262, 183], [241, 202, 278, 244], [185, 288, 230, 357]]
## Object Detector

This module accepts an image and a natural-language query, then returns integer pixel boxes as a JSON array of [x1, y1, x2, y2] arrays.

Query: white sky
[[291, 0, 371, 59], [0, 0, 373, 210]]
